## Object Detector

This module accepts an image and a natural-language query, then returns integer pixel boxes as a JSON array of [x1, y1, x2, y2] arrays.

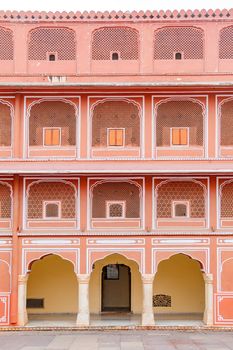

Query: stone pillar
[[76, 274, 90, 326], [141, 274, 155, 326], [18, 275, 28, 326], [203, 273, 214, 325]]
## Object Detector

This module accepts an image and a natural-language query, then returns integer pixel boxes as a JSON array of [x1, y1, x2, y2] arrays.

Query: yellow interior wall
[[27, 254, 78, 314], [153, 254, 205, 314], [89, 254, 142, 314]]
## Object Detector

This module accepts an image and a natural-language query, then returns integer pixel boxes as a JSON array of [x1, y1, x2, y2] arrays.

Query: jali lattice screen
[[156, 99, 204, 147], [28, 27, 76, 60], [154, 27, 204, 60], [219, 26, 233, 59], [0, 183, 11, 218], [29, 100, 76, 146], [27, 181, 76, 219], [0, 27, 13, 60], [92, 182, 140, 218], [221, 181, 233, 217], [0, 102, 12, 146], [92, 100, 140, 147], [220, 99, 233, 146], [92, 27, 139, 60], [156, 181, 205, 218]]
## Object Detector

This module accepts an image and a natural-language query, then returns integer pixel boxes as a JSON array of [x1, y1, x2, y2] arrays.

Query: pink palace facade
[[1, 8, 233, 327]]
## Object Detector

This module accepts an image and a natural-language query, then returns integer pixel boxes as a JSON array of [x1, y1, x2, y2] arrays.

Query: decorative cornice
[[0, 9, 233, 23]]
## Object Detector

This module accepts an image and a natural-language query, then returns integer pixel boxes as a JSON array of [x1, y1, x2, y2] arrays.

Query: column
[[76, 274, 90, 326], [203, 273, 214, 325], [141, 274, 155, 326], [10, 175, 20, 324], [18, 275, 28, 326]]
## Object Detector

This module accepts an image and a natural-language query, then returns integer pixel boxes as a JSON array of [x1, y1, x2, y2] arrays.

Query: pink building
[[0, 8, 233, 327]]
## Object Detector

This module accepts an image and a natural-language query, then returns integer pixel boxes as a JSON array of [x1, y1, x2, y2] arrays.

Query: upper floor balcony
[[1, 93, 233, 161], [5, 175, 233, 233], [0, 9, 233, 79]]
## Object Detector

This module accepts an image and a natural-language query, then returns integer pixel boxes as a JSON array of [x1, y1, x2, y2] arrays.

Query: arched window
[[48, 53, 56, 61], [112, 52, 119, 60], [175, 52, 182, 60]]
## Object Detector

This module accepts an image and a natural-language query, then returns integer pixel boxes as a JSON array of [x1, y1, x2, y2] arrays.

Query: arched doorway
[[89, 253, 142, 326], [102, 264, 131, 312], [26, 254, 78, 325], [153, 254, 205, 324]]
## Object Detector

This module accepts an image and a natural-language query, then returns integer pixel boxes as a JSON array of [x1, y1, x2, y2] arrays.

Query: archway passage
[[26, 254, 78, 325], [102, 264, 131, 312], [153, 254, 205, 324], [89, 253, 142, 326]]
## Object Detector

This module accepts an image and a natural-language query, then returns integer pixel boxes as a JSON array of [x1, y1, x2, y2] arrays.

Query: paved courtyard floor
[[0, 330, 233, 350]]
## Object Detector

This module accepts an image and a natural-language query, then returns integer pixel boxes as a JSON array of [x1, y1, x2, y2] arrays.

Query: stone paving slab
[[47, 335, 76, 349], [1, 330, 233, 350]]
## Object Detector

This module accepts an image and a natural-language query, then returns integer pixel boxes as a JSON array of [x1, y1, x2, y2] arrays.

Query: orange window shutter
[[180, 129, 188, 145], [109, 129, 116, 146], [116, 129, 123, 146], [172, 129, 180, 145], [52, 129, 60, 146], [45, 129, 52, 145]]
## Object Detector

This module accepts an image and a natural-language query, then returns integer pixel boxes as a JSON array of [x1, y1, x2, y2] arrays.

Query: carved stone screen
[[92, 27, 139, 60], [157, 181, 205, 218], [0, 184, 11, 218], [0, 102, 12, 146], [29, 101, 76, 146], [154, 26, 204, 60], [92, 100, 140, 147], [27, 182, 76, 219], [219, 26, 233, 59], [0, 27, 13, 60], [220, 99, 233, 146], [156, 100, 204, 147], [28, 27, 76, 60], [92, 182, 140, 218], [221, 182, 233, 218], [153, 294, 171, 307]]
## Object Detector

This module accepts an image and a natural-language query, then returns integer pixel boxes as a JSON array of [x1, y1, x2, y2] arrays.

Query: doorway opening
[[101, 264, 131, 312]]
